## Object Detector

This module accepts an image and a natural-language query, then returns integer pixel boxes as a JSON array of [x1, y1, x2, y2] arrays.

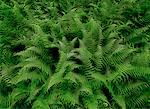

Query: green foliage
[[0, 0, 150, 109]]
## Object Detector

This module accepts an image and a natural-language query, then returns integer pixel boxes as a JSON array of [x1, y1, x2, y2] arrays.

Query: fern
[[1, 0, 150, 109]]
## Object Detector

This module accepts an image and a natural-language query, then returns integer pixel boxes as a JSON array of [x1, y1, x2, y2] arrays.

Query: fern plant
[[0, 0, 150, 109]]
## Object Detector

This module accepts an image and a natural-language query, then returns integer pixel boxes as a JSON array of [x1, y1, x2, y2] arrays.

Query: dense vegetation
[[0, 0, 150, 109]]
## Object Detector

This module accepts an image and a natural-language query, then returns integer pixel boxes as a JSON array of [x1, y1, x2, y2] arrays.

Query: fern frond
[[128, 66, 150, 81], [82, 19, 102, 53], [93, 46, 103, 72], [0, 65, 15, 85], [59, 91, 78, 106], [15, 46, 42, 57], [76, 42, 94, 74], [110, 48, 134, 65], [109, 64, 150, 86], [133, 94, 150, 108], [126, 94, 150, 109], [119, 82, 149, 96], [113, 95, 126, 109], [10, 87, 28, 108], [11, 71, 41, 84], [90, 72, 106, 89], [23, 57, 51, 75], [26, 81, 42, 103], [0, 95, 10, 109], [82, 94, 98, 109], [132, 50, 150, 67], [32, 98, 49, 109]]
